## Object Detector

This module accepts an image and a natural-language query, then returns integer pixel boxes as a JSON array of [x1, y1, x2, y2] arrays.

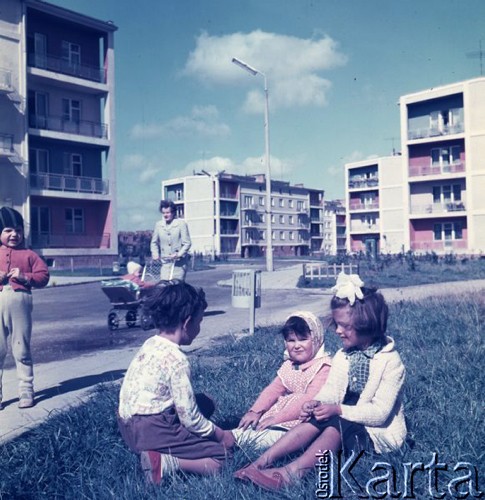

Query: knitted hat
[[0, 207, 24, 233], [283, 310, 326, 360]]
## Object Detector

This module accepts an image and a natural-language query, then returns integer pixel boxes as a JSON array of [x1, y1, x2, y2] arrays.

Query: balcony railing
[[27, 52, 105, 83], [31, 232, 111, 249], [408, 122, 464, 140], [30, 172, 109, 194], [349, 224, 379, 233], [0, 68, 12, 91], [220, 229, 239, 235], [219, 191, 238, 199], [409, 162, 465, 177], [220, 210, 239, 217], [409, 201, 466, 215], [29, 114, 108, 139], [410, 239, 467, 251], [349, 201, 379, 211], [0, 133, 13, 153], [348, 178, 379, 189]]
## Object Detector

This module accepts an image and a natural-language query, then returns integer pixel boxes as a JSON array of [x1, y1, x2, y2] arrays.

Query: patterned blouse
[[118, 335, 214, 438]]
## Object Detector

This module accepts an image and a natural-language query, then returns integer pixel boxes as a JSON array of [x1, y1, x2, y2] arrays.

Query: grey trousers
[[0, 286, 34, 398]]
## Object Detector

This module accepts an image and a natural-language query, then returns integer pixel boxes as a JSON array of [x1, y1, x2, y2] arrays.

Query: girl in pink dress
[[232, 311, 332, 450]]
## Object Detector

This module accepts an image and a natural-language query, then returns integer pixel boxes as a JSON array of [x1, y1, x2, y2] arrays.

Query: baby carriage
[[101, 260, 163, 331]]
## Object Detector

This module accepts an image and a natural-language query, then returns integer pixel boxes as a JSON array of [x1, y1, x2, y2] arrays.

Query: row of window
[[31, 207, 85, 235], [243, 195, 306, 210], [29, 92, 82, 123], [30, 148, 84, 176], [433, 222, 462, 241], [245, 213, 313, 225], [244, 230, 307, 242]]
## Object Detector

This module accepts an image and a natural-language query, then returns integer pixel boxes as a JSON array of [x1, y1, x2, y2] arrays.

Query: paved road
[[4, 263, 323, 368]]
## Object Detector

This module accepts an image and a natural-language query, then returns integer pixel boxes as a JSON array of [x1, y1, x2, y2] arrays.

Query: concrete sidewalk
[[1, 265, 484, 444]]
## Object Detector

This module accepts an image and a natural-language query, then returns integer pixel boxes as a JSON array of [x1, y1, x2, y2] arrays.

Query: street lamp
[[232, 57, 274, 272]]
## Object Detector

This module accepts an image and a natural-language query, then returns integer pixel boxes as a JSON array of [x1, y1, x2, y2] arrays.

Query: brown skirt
[[117, 405, 231, 461]]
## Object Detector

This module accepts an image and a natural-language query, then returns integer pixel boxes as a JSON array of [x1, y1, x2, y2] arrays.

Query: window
[[289, 199, 294, 208], [289, 231, 294, 240], [271, 198, 275, 207], [272, 231, 276, 240], [433, 222, 462, 241], [29, 91, 48, 128], [280, 231, 285, 240], [261, 231, 266, 240], [279, 215, 285, 224], [62, 99, 81, 123], [289, 215, 294, 225], [271, 214, 275, 223], [61, 41, 81, 75], [297, 201, 304, 211], [65, 208, 84, 233], [244, 195, 253, 208], [63, 153, 82, 176], [279, 199, 284, 207], [259, 196, 264, 206], [433, 184, 462, 204], [30, 148, 49, 174]]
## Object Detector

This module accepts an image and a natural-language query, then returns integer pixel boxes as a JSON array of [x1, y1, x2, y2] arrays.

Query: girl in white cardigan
[[235, 272, 406, 491]]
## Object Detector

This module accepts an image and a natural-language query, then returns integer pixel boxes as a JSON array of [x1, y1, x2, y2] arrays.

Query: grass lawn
[[0, 294, 483, 499]]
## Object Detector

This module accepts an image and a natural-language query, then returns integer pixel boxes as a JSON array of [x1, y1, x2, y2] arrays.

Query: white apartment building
[[0, 0, 118, 269], [345, 156, 404, 255], [162, 173, 325, 258], [322, 199, 346, 256], [400, 77, 485, 255], [344, 76, 485, 256]]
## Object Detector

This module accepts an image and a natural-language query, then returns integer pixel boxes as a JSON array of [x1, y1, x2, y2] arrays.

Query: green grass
[[299, 255, 485, 288], [0, 294, 483, 499]]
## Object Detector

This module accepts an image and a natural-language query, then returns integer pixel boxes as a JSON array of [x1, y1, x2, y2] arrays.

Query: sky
[[51, 0, 485, 231]]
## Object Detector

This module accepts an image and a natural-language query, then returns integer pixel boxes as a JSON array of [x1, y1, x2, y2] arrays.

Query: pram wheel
[[126, 310, 137, 328], [140, 310, 153, 331], [108, 312, 119, 331]]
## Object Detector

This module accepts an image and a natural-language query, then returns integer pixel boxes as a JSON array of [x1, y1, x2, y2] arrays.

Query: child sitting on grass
[[232, 311, 331, 451], [235, 272, 406, 491], [117, 281, 235, 484]]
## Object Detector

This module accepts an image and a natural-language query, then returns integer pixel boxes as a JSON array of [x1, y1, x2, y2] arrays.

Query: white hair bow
[[331, 272, 364, 306]]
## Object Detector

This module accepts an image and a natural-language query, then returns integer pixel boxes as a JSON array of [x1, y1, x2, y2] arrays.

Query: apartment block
[[322, 199, 346, 256], [345, 156, 404, 255], [162, 173, 324, 258], [0, 0, 117, 268], [400, 77, 485, 255]]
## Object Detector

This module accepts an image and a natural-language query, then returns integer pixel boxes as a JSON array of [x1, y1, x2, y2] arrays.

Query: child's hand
[[256, 415, 279, 430], [312, 404, 341, 421], [300, 400, 321, 421], [7, 268, 28, 284], [238, 410, 262, 431]]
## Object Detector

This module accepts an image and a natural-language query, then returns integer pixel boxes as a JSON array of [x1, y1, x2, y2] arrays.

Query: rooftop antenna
[[467, 40, 484, 76], [385, 136, 399, 156]]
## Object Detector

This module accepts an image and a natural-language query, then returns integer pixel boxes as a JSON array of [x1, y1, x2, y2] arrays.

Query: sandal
[[140, 450, 162, 484], [244, 467, 291, 491]]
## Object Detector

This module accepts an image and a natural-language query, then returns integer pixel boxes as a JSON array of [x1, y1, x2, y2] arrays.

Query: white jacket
[[314, 337, 406, 453]]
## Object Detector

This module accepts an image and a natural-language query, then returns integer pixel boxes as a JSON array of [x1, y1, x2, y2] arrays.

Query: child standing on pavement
[[0, 207, 49, 409], [235, 272, 406, 491], [117, 281, 234, 484], [232, 311, 332, 451]]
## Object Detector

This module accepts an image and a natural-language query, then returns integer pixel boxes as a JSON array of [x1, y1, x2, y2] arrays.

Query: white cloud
[[131, 105, 230, 139], [119, 154, 165, 185], [184, 30, 347, 113]]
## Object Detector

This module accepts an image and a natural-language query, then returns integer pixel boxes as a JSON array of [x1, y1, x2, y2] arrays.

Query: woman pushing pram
[[150, 200, 191, 281]]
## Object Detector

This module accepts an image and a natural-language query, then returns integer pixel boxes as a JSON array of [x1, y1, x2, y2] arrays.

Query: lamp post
[[232, 57, 274, 272]]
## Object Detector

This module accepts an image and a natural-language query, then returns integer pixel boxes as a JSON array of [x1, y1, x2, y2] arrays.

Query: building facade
[[345, 156, 404, 255], [322, 199, 346, 256], [0, 0, 117, 269], [400, 77, 485, 255], [162, 173, 325, 258]]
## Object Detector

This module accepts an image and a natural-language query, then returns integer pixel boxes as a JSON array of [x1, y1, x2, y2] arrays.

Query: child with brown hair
[[0, 207, 49, 409]]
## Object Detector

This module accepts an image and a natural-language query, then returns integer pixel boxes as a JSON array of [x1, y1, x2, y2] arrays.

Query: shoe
[[18, 392, 34, 409], [244, 467, 290, 492], [234, 463, 257, 480], [140, 450, 162, 485], [0, 401, 3, 411]]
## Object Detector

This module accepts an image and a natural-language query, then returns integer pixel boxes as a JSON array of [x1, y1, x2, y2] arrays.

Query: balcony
[[0, 68, 13, 92], [349, 224, 379, 233], [220, 229, 239, 236], [410, 239, 467, 252], [409, 201, 466, 216], [28, 52, 105, 83], [348, 178, 379, 189], [0, 133, 14, 155], [30, 172, 109, 195], [349, 201, 379, 211], [219, 191, 238, 199], [29, 114, 108, 139], [409, 162, 465, 177], [408, 122, 464, 140], [219, 210, 239, 218], [31, 232, 111, 249]]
